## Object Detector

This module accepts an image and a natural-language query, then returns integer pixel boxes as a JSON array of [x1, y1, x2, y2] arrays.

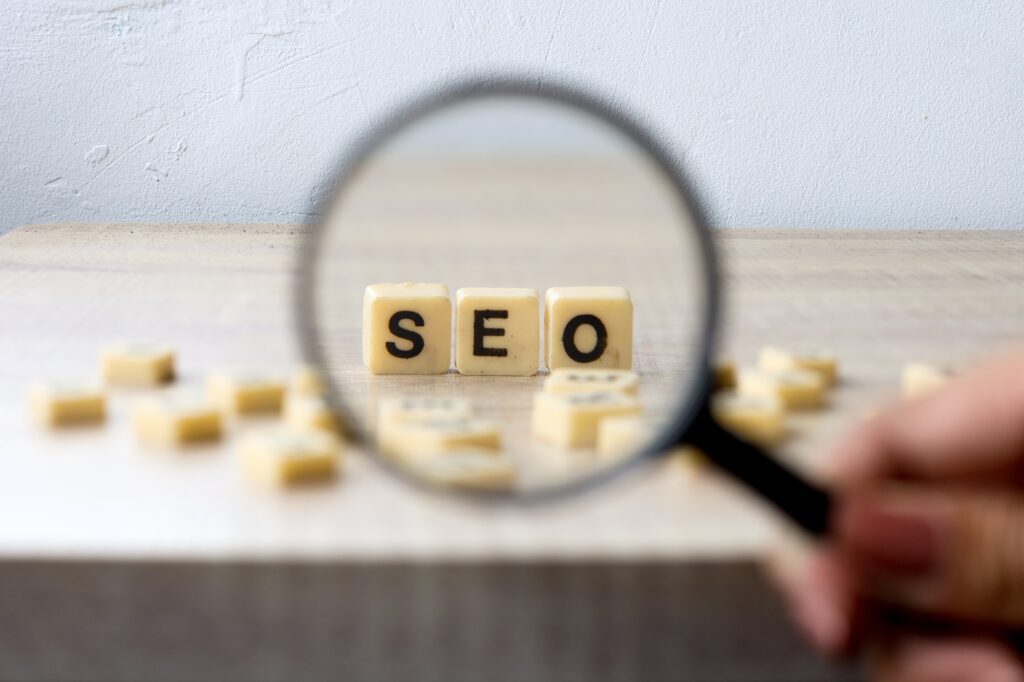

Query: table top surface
[[2, 222, 1023, 561]]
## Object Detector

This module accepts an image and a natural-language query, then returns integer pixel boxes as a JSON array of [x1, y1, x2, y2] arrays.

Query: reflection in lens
[[307, 93, 708, 494]]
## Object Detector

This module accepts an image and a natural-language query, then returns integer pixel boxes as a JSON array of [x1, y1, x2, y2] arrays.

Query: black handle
[[684, 404, 834, 538]]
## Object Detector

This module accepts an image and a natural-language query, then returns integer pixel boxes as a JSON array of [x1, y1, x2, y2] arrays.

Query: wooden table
[[3, 223, 1023, 680]]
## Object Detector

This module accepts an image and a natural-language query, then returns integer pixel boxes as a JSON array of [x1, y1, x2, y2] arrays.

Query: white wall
[[3, 0, 1023, 233]]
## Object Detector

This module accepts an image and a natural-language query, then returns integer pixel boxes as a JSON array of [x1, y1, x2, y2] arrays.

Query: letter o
[[561, 314, 607, 363]]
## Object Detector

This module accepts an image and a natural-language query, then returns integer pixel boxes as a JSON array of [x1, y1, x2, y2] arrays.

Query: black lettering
[[562, 314, 607, 363], [473, 309, 508, 357], [568, 393, 615, 405], [386, 311, 425, 359]]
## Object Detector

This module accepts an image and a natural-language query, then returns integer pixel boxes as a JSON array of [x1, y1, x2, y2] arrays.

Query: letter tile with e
[[455, 288, 539, 376]]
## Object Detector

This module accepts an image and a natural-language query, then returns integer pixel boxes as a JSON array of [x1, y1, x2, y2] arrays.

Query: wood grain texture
[[2, 223, 1024, 561], [0, 560, 861, 682]]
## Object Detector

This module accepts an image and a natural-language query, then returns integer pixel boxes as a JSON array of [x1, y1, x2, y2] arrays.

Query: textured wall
[[2, 1, 1023, 233]]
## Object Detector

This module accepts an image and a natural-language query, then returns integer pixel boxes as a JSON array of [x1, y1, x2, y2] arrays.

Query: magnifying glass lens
[[306, 92, 711, 496]]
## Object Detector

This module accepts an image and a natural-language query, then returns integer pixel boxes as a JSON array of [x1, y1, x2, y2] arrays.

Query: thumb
[[836, 486, 1024, 626]]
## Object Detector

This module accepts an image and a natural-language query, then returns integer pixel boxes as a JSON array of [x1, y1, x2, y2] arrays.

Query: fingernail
[[839, 497, 940, 577], [771, 554, 848, 654], [790, 586, 847, 654]]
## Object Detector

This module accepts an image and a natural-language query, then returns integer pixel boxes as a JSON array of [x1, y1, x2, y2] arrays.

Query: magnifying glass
[[297, 78, 832, 537]]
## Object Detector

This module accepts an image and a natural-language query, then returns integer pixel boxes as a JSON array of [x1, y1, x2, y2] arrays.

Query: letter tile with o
[[544, 287, 633, 370]]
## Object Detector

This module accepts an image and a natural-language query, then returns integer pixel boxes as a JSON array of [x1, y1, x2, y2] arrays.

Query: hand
[[770, 352, 1024, 681]]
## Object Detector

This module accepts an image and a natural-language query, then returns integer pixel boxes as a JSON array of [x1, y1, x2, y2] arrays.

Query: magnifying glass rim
[[295, 74, 721, 504]]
